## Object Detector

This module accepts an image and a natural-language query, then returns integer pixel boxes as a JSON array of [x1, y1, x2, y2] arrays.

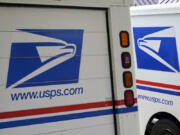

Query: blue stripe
[[137, 85, 180, 96], [0, 107, 137, 129], [116, 106, 138, 114]]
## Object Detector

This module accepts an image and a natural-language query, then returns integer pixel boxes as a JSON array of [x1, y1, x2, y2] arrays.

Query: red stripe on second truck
[[136, 80, 180, 90], [136, 80, 180, 96]]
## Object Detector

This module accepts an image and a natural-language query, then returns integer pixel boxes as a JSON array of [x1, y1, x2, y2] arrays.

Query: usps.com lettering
[[11, 87, 83, 101], [138, 94, 173, 106]]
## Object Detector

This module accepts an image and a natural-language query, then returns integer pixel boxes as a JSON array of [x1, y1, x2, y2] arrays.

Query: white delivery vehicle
[[131, 4, 180, 135], [0, 0, 139, 135]]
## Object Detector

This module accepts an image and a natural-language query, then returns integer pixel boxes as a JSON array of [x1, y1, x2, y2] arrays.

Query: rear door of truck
[[0, 5, 116, 135]]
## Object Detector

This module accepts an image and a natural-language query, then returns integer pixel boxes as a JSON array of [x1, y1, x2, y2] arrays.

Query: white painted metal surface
[[0, 1, 139, 135], [0, 7, 114, 135], [0, 0, 133, 7], [131, 4, 180, 16], [131, 5, 180, 135]]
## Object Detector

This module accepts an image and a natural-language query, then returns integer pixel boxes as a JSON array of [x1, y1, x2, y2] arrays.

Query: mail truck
[[131, 4, 180, 135], [0, 0, 139, 135]]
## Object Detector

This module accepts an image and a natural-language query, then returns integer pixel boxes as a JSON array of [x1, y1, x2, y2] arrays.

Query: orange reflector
[[123, 72, 133, 88], [120, 31, 129, 47], [124, 90, 134, 107]]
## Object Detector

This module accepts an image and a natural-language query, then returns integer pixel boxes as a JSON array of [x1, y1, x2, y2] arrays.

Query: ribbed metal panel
[[159, 0, 180, 4], [134, 0, 158, 6]]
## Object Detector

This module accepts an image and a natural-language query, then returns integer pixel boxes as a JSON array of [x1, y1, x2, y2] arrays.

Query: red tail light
[[124, 90, 134, 107], [121, 52, 131, 68]]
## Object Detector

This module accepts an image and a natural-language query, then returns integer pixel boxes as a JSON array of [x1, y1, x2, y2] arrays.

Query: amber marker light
[[123, 71, 133, 88], [120, 31, 129, 47]]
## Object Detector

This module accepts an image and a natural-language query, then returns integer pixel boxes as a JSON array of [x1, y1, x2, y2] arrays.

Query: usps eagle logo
[[133, 27, 180, 73], [6, 29, 84, 88]]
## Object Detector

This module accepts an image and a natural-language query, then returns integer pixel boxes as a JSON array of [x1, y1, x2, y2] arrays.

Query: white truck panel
[[0, 7, 106, 31], [0, 0, 126, 7], [0, 1, 139, 135], [108, 6, 139, 135], [0, 6, 115, 135], [131, 4, 180, 135], [0, 116, 115, 135]]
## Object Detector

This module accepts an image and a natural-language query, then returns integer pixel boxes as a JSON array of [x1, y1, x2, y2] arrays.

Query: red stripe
[[115, 100, 124, 105], [0, 99, 137, 119], [0, 100, 115, 119], [115, 99, 137, 105], [136, 80, 180, 91], [134, 98, 138, 103]]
